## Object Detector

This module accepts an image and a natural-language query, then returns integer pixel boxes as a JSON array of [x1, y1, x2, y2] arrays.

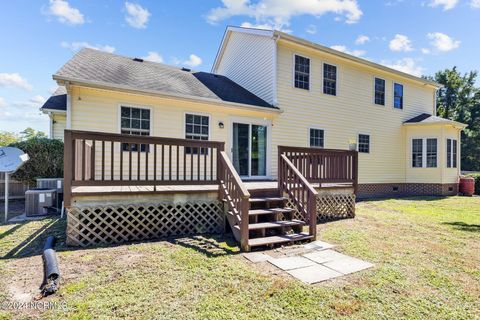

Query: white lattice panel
[[285, 194, 355, 223], [67, 201, 224, 246]]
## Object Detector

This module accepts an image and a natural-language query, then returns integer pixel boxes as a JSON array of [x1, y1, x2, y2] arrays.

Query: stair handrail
[[218, 151, 250, 251], [278, 154, 318, 239]]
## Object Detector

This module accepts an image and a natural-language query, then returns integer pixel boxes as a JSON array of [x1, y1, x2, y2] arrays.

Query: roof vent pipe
[[133, 58, 144, 62], [181, 67, 191, 72]]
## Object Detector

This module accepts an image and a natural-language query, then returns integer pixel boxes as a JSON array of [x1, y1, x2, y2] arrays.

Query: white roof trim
[[41, 108, 66, 114], [226, 26, 274, 37]]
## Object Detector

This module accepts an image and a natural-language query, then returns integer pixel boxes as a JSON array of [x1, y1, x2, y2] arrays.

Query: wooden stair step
[[247, 219, 304, 230], [248, 232, 313, 247], [248, 208, 294, 216], [233, 220, 304, 232], [249, 197, 287, 203]]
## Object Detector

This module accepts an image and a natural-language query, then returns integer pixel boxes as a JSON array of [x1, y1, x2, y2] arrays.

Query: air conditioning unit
[[36, 178, 63, 208], [25, 188, 57, 217]]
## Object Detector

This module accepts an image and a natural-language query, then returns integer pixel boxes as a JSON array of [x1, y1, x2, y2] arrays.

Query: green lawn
[[0, 196, 479, 319]]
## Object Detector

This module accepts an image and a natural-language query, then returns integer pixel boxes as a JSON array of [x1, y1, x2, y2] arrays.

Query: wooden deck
[[71, 181, 354, 196], [64, 131, 358, 251]]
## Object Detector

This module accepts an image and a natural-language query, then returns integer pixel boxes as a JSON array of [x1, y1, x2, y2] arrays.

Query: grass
[[0, 196, 479, 319]]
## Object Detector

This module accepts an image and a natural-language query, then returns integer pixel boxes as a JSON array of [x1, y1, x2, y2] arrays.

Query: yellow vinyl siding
[[70, 86, 276, 180], [67, 39, 461, 186], [404, 125, 460, 184], [52, 113, 66, 141], [273, 40, 437, 184]]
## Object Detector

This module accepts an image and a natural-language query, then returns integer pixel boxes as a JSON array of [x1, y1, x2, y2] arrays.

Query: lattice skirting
[[286, 194, 356, 222], [66, 201, 224, 247]]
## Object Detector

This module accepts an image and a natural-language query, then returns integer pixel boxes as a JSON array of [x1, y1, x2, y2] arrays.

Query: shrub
[[8, 138, 64, 185], [466, 173, 480, 195]]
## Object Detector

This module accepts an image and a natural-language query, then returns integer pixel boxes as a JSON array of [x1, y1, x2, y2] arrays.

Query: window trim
[[425, 138, 438, 168], [357, 133, 371, 154], [118, 104, 153, 153], [309, 127, 326, 148], [118, 104, 153, 135], [183, 112, 211, 155], [411, 137, 438, 168], [393, 82, 404, 110], [446, 138, 458, 168], [292, 53, 311, 90], [322, 62, 338, 96], [183, 112, 211, 140], [373, 76, 386, 106], [411, 138, 424, 168]]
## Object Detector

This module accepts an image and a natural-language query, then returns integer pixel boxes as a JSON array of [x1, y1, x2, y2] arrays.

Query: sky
[[0, 0, 479, 134]]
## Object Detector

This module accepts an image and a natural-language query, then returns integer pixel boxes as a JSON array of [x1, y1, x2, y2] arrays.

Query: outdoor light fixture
[[218, 121, 224, 129]]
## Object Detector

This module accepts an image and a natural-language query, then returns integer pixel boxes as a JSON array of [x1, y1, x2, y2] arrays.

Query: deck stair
[[225, 188, 313, 249]]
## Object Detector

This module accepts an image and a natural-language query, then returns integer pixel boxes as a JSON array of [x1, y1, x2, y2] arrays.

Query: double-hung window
[[394, 83, 403, 109], [294, 55, 310, 90], [121, 106, 150, 152], [374, 78, 385, 105], [185, 113, 209, 154], [309, 128, 324, 148], [412, 138, 437, 168], [412, 139, 423, 168], [323, 63, 337, 96], [358, 134, 370, 153], [446, 139, 458, 168], [426, 138, 437, 168]]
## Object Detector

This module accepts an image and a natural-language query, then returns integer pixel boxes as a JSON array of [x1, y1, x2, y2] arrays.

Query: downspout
[[272, 34, 280, 106], [65, 81, 72, 129], [49, 113, 54, 139], [271, 33, 280, 179], [441, 125, 445, 185], [458, 127, 462, 178]]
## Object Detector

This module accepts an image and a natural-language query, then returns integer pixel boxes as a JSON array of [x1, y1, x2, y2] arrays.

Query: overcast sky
[[1, 0, 479, 134]]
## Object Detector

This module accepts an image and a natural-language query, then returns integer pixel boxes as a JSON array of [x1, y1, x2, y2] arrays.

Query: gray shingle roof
[[403, 113, 432, 123], [41, 86, 66, 111], [53, 48, 275, 109]]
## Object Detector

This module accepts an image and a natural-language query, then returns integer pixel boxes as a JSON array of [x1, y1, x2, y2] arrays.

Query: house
[[41, 26, 466, 251]]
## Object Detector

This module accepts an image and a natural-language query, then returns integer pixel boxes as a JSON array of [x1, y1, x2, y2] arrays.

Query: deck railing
[[278, 154, 318, 238], [64, 130, 224, 206], [278, 146, 358, 194], [218, 151, 250, 251]]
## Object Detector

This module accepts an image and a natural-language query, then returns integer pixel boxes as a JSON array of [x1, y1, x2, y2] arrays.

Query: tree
[[0, 131, 19, 147], [20, 127, 47, 140], [430, 67, 480, 171], [8, 138, 64, 184]]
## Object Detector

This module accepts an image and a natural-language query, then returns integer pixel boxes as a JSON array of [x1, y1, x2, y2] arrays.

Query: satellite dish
[[0, 147, 29, 173], [1, 147, 29, 223]]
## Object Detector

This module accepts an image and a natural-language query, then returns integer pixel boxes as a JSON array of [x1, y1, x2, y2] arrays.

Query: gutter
[[40, 108, 66, 114], [53, 75, 283, 115], [402, 121, 467, 129]]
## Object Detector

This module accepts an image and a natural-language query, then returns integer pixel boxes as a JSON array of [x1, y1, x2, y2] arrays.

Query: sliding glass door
[[232, 122, 267, 178]]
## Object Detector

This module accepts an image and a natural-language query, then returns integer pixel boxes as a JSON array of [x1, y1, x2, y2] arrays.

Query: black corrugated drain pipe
[[39, 236, 60, 297]]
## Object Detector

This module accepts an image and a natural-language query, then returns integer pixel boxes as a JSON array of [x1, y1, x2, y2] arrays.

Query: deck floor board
[[71, 181, 353, 196]]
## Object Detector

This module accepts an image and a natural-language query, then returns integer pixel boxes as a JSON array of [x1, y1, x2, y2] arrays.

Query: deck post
[[352, 152, 359, 195], [216, 142, 225, 200], [308, 195, 317, 240], [64, 130, 73, 207], [240, 195, 250, 252]]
